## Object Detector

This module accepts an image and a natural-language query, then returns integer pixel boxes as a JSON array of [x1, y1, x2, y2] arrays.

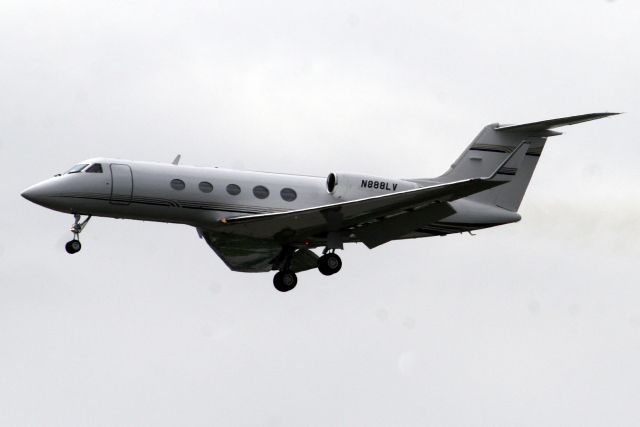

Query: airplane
[[21, 112, 618, 292]]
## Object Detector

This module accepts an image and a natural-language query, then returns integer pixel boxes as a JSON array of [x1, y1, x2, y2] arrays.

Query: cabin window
[[280, 188, 297, 202], [170, 179, 186, 190], [252, 185, 269, 199], [199, 181, 213, 193], [226, 184, 241, 195], [66, 164, 88, 174], [85, 163, 103, 173]]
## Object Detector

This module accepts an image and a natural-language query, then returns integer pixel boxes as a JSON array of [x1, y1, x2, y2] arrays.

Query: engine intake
[[326, 172, 418, 200]]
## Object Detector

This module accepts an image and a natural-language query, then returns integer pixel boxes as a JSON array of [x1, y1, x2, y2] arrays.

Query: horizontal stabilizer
[[495, 112, 620, 134]]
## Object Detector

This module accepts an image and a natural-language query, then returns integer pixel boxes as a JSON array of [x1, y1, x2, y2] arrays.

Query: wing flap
[[354, 202, 457, 249]]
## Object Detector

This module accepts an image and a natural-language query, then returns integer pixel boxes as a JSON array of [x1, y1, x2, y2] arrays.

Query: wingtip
[[598, 112, 622, 116], [594, 112, 623, 120], [580, 112, 621, 119]]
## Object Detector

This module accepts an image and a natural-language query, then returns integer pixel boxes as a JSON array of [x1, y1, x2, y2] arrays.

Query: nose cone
[[21, 179, 59, 207], [21, 183, 45, 203]]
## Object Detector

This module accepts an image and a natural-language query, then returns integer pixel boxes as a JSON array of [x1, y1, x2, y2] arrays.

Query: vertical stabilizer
[[413, 113, 619, 212]]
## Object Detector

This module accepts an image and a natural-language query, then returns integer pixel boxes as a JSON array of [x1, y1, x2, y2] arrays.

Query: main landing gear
[[317, 250, 342, 276], [65, 214, 91, 254], [272, 247, 298, 292], [272, 248, 343, 292], [273, 270, 298, 292]]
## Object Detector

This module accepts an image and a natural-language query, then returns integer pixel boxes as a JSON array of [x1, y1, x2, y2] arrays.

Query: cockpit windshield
[[65, 164, 88, 174], [85, 163, 103, 173]]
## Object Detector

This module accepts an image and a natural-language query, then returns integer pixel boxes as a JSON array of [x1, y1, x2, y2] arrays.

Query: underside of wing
[[200, 231, 319, 273]]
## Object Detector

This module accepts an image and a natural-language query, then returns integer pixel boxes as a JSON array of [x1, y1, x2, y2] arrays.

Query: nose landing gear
[[65, 214, 91, 254], [65, 239, 82, 254]]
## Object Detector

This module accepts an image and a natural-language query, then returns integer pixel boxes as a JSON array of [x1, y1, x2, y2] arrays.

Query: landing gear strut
[[272, 247, 297, 292], [65, 214, 91, 254], [271, 247, 343, 291], [318, 250, 342, 276]]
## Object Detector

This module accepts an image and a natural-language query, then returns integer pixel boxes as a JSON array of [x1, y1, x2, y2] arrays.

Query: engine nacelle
[[326, 172, 419, 200]]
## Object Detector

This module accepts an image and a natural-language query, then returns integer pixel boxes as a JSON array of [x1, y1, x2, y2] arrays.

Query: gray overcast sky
[[1, 0, 639, 426]]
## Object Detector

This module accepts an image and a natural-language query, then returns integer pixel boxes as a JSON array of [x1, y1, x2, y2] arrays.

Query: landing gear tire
[[273, 270, 297, 292], [318, 253, 342, 276], [65, 214, 91, 254], [65, 240, 81, 254]]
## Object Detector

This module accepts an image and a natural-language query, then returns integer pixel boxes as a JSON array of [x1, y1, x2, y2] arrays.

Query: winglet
[[171, 154, 181, 165], [495, 112, 620, 133]]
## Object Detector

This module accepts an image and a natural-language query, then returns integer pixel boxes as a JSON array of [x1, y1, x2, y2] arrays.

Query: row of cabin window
[[62, 165, 298, 202], [170, 179, 297, 202]]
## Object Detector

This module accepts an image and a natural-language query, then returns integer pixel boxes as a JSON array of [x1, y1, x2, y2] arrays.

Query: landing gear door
[[110, 164, 133, 205]]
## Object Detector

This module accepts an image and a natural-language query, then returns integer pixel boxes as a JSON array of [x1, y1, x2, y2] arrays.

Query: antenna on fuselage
[[171, 154, 181, 165]]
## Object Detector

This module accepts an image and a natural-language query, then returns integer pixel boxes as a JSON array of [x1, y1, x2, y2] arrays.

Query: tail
[[420, 112, 619, 212]]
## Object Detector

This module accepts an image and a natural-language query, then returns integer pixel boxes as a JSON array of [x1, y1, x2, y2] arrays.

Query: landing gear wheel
[[65, 214, 91, 254], [65, 240, 81, 254], [318, 253, 342, 276], [273, 271, 297, 292]]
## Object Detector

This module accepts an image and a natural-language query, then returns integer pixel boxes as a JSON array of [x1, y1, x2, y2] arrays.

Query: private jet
[[22, 112, 617, 291]]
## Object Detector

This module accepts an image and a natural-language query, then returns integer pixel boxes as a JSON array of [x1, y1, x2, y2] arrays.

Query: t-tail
[[417, 112, 619, 212]]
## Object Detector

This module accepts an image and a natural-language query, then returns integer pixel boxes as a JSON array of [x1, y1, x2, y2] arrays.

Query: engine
[[326, 172, 419, 200]]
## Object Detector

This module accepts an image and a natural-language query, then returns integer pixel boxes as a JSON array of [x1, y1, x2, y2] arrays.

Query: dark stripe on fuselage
[[496, 166, 517, 176], [470, 144, 515, 154], [53, 193, 285, 215], [525, 146, 543, 157]]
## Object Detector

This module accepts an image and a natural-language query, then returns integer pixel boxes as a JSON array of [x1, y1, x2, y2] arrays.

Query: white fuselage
[[27, 158, 438, 227], [23, 158, 337, 227], [22, 157, 520, 247]]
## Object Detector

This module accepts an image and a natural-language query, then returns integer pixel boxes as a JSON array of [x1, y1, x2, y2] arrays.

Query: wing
[[200, 231, 319, 273], [213, 177, 506, 247], [200, 141, 526, 270]]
